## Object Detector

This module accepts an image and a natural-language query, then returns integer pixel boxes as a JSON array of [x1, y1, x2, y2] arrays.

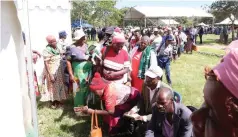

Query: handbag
[[90, 110, 102, 137]]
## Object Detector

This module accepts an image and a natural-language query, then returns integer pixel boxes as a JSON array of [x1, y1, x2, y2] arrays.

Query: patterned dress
[[66, 44, 92, 108], [40, 45, 67, 102]]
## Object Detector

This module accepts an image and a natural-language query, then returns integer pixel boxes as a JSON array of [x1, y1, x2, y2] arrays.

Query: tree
[[71, 1, 93, 22], [209, 1, 238, 40], [71, 0, 124, 27]]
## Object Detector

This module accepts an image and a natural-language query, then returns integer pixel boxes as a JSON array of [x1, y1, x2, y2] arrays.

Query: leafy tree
[[71, 0, 124, 27], [209, 1, 238, 40]]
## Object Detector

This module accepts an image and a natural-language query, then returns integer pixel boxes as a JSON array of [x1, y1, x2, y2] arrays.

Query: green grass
[[197, 46, 225, 55], [37, 52, 220, 137], [200, 34, 233, 45], [202, 34, 220, 45]]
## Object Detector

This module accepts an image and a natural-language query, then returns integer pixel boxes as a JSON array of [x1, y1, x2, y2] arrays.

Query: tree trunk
[[232, 22, 235, 40]]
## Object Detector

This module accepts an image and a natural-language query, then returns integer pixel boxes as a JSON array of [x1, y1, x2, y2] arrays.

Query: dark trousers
[[195, 34, 198, 44], [224, 34, 228, 44], [177, 47, 181, 57], [199, 34, 203, 44], [157, 56, 172, 84]]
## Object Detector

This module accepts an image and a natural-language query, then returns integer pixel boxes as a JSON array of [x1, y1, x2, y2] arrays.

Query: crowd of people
[[26, 26, 238, 137]]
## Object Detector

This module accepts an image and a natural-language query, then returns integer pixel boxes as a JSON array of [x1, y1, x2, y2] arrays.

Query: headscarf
[[225, 40, 238, 54], [112, 33, 126, 44], [46, 35, 56, 44], [89, 73, 108, 91], [213, 49, 238, 99]]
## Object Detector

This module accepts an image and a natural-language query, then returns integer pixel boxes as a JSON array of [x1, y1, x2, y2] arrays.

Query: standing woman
[[66, 30, 92, 113], [101, 34, 130, 84], [130, 36, 157, 92], [42, 35, 67, 108]]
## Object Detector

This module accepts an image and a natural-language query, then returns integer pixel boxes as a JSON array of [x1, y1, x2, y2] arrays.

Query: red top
[[101, 47, 130, 80], [131, 50, 144, 92]]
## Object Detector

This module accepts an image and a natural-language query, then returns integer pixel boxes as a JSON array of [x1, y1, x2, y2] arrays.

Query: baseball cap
[[165, 35, 174, 41], [145, 65, 163, 78]]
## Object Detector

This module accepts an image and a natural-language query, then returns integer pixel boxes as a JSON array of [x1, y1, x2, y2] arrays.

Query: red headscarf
[[89, 73, 108, 91]]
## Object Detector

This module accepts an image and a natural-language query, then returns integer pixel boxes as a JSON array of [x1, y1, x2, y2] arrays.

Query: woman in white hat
[[66, 30, 92, 114]]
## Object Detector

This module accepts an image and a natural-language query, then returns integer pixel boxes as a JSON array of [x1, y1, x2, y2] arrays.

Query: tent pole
[[24, 0, 39, 136]]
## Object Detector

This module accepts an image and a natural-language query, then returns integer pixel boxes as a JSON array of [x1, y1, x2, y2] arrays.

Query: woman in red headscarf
[[77, 72, 140, 135], [101, 34, 131, 84]]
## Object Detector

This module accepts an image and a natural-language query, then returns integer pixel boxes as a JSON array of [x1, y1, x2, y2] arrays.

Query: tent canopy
[[159, 19, 179, 25], [71, 20, 93, 28], [197, 22, 209, 26], [124, 6, 213, 20], [216, 17, 238, 25]]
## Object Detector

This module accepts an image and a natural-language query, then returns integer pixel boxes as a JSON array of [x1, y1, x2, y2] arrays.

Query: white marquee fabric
[[16, 0, 72, 81], [216, 17, 238, 25], [124, 6, 213, 20], [198, 22, 209, 26], [1, 1, 29, 136], [160, 19, 179, 25]]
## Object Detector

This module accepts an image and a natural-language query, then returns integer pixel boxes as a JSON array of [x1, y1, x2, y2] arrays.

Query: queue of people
[[26, 26, 238, 137]]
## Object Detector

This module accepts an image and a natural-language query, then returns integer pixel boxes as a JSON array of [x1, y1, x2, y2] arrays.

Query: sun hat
[[89, 73, 108, 91], [153, 28, 159, 32], [145, 65, 163, 78], [213, 49, 238, 99], [73, 29, 85, 41]]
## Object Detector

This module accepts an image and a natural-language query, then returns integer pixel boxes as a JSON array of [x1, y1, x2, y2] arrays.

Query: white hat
[[153, 28, 158, 32], [145, 65, 163, 78], [73, 30, 85, 41]]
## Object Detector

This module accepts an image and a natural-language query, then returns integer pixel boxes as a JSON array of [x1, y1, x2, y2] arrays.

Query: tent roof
[[124, 6, 213, 20], [160, 19, 179, 25], [216, 17, 238, 25], [197, 22, 209, 26]]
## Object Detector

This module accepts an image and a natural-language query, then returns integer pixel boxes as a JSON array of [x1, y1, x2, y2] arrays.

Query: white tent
[[1, 1, 34, 136], [16, 0, 72, 81], [124, 6, 213, 20], [197, 22, 209, 26], [216, 17, 238, 25], [159, 19, 179, 25], [124, 6, 213, 27]]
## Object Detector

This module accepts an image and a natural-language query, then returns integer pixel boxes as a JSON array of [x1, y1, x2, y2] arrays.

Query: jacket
[[145, 101, 192, 137], [132, 81, 171, 121]]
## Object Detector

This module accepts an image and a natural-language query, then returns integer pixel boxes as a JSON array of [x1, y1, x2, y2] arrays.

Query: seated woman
[[78, 72, 140, 135]]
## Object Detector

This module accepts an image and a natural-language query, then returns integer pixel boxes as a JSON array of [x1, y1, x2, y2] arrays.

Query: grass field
[[197, 46, 225, 55], [37, 52, 220, 137]]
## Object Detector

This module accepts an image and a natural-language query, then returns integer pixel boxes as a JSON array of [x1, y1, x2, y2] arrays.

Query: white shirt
[[191, 28, 198, 35], [149, 81, 161, 102]]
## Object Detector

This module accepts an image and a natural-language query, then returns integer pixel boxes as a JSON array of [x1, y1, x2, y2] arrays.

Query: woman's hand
[[104, 71, 116, 79], [70, 74, 76, 83], [87, 108, 94, 114]]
